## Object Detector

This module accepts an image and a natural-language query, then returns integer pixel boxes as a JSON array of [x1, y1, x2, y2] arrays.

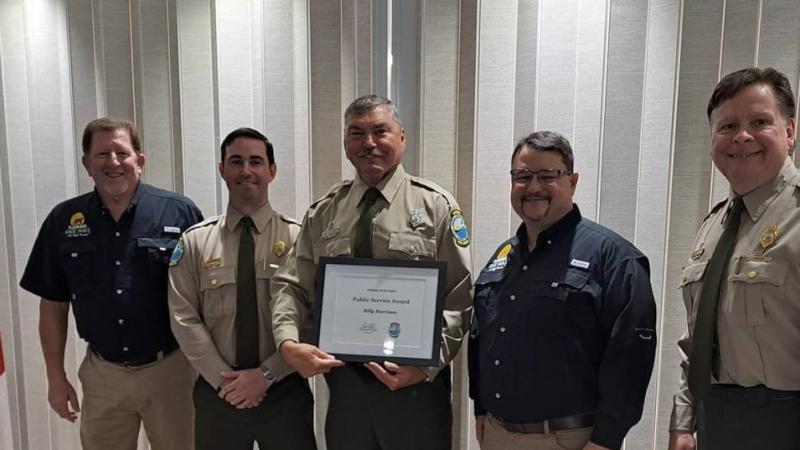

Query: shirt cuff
[[669, 403, 696, 432]]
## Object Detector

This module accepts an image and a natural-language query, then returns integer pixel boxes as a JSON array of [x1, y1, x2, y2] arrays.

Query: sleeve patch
[[450, 209, 470, 247]]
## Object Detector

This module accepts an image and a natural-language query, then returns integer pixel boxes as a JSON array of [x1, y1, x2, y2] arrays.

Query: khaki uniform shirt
[[168, 203, 300, 389], [672, 157, 800, 430], [270, 165, 473, 379]]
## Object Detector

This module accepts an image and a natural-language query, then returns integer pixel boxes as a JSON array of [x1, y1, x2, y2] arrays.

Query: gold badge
[[690, 248, 704, 260], [759, 225, 779, 249], [202, 257, 222, 269], [273, 240, 287, 257]]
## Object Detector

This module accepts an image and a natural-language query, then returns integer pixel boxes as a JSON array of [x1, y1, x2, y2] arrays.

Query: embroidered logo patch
[[169, 237, 185, 266], [487, 244, 512, 272], [450, 209, 470, 247], [65, 212, 91, 238]]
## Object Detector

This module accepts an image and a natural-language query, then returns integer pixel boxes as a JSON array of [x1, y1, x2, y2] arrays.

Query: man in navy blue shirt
[[20, 118, 203, 450], [468, 131, 656, 450]]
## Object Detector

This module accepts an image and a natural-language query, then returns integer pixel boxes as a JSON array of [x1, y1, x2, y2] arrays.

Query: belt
[[711, 384, 800, 405], [495, 413, 595, 434], [93, 341, 179, 367]]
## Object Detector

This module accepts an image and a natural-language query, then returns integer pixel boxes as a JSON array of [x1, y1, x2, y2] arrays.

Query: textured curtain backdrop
[[1, 1, 799, 449]]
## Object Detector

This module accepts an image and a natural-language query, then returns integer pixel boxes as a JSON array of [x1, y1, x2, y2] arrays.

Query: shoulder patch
[[169, 236, 185, 266], [450, 209, 470, 247]]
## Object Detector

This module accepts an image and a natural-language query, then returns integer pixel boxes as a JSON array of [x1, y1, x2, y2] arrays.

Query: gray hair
[[344, 94, 403, 128]]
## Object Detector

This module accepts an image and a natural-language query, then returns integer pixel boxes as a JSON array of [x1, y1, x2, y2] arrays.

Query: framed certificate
[[313, 257, 446, 366]]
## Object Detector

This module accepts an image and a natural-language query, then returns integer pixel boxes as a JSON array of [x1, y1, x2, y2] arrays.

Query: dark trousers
[[194, 373, 316, 450], [697, 385, 800, 450], [324, 364, 452, 450]]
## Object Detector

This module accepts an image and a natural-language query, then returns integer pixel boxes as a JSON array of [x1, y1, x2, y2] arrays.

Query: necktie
[[688, 196, 744, 401], [353, 188, 380, 258], [235, 216, 259, 369]]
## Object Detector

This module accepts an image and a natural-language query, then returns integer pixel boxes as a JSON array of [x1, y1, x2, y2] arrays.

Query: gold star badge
[[273, 240, 287, 257], [760, 225, 779, 250]]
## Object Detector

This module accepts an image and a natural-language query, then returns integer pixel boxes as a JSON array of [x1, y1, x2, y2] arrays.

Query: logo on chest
[[65, 212, 91, 238]]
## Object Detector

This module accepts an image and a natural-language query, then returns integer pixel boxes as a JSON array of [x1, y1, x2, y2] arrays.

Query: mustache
[[357, 148, 384, 158], [522, 194, 549, 201]]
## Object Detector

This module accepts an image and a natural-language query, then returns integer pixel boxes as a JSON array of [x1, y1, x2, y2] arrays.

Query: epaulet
[[408, 175, 455, 209], [308, 179, 353, 210], [184, 215, 222, 234], [703, 198, 727, 222], [279, 213, 301, 226]]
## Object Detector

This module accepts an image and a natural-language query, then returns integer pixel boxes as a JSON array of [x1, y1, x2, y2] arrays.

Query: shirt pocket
[[729, 259, 788, 326], [137, 237, 178, 290], [59, 240, 98, 293], [679, 260, 708, 328], [313, 228, 352, 262], [387, 231, 436, 260], [200, 266, 236, 319]]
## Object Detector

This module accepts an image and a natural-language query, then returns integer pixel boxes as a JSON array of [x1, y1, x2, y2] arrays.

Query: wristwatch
[[261, 366, 276, 385]]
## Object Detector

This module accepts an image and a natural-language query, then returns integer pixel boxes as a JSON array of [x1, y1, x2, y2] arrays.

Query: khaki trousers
[[78, 348, 195, 450], [481, 414, 593, 450]]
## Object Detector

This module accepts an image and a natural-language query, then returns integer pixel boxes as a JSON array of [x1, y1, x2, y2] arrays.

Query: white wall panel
[[571, 0, 607, 220], [631, 2, 680, 448]]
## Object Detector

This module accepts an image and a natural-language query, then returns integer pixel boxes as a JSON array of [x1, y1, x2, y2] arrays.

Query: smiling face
[[510, 145, 578, 238], [343, 105, 406, 186], [710, 83, 796, 194], [219, 136, 276, 211], [82, 129, 144, 203]]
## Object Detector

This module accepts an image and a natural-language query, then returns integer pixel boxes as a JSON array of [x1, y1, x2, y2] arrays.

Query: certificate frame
[[313, 256, 446, 366]]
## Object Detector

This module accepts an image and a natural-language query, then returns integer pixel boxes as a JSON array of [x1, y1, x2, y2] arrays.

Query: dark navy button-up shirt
[[468, 205, 656, 450], [21, 183, 203, 364]]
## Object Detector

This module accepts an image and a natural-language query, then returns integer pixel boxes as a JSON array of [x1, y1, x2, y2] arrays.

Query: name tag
[[570, 259, 590, 269], [164, 226, 181, 234]]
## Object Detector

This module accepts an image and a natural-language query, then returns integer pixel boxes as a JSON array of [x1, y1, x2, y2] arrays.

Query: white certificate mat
[[314, 257, 446, 366]]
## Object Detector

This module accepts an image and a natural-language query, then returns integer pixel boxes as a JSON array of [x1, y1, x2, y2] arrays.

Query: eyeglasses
[[510, 168, 572, 185]]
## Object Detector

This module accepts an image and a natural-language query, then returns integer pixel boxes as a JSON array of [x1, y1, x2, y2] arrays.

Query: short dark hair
[[344, 94, 403, 129], [512, 131, 574, 172], [81, 118, 141, 156], [707, 67, 796, 122], [220, 127, 274, 165]]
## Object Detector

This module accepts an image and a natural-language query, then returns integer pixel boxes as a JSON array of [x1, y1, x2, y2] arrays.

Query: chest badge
[[759, 225, 779, 250], [409, 208, 423, 228], [450, 209, 470, 247], [273, 240, 287, 257]]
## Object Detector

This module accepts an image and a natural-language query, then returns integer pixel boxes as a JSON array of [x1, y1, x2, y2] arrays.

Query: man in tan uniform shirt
[[670, 68, 800, 450], [270, 95, 473, 450], [169, 128, 315, 450]]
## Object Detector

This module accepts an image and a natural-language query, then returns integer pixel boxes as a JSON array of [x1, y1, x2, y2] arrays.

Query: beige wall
[[2, 1, 800, 449]]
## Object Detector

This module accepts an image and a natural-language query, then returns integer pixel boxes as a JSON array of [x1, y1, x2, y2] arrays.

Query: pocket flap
[[257, 261, 277, 280], [137, 237, 178, 252], [201, 266, 236, 290], [679, 261, 708, 287], [388, 232, 435, 257], [324, 237, 352, 256], [730, 259, 788, 286]]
